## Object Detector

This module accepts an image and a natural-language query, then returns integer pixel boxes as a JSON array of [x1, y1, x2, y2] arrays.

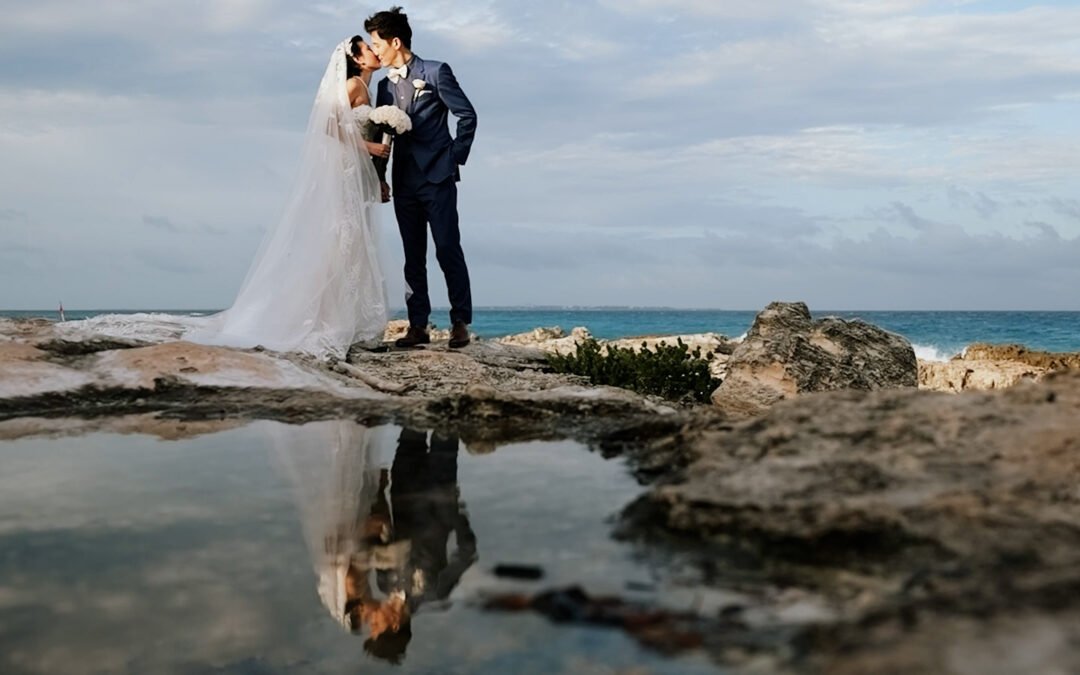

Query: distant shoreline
[[4, 308, 1080, 314]]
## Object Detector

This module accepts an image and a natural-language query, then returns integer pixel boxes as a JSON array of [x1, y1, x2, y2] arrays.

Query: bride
[[60, 38, 392, 359]]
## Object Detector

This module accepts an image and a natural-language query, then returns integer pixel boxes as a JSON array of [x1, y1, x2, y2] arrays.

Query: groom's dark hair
[[365, 6, 412, 49]]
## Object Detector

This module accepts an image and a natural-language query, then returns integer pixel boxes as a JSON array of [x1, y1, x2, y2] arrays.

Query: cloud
[[884, 202, 937, 232], [1025, 220, 1060, 239], [2, 1, 1080, 310], [143, 215, 183, 233], [948, 186, 1001, 220], [0, 208, 29, 224], [136, 250, 205, 275], [143, 215, 227, 236], [1047, 197, 1080, 223]]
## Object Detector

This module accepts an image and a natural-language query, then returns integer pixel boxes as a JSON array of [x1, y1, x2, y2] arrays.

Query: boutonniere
[[412, 79, 427, 102]]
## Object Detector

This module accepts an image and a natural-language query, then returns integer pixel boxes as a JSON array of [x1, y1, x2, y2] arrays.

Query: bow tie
[[387, 65, 408, 84]]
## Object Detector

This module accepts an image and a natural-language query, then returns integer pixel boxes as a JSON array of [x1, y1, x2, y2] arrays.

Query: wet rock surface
[[0, 319, 679, 449]]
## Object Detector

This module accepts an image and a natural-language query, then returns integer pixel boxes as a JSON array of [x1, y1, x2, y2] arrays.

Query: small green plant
[[548, 338, 721, 403]]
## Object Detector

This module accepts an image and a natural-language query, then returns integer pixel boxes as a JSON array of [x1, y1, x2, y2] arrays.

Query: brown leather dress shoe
[[449, 322, 471, 349], [395, 325, 431, 348]]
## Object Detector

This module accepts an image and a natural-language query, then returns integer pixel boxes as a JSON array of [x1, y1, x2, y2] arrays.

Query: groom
[[366, 7, 477, 349]]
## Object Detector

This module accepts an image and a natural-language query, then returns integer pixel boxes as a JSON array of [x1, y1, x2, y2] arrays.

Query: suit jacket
[[376, 55, 477, 186]]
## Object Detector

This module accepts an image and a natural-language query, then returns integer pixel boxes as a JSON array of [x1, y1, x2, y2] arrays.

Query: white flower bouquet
[[363, 105, 411, 179], [352, 104, 373, 126], [366, 105, 412, 144]]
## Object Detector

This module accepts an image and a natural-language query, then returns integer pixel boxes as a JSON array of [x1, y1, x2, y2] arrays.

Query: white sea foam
[[913, 343, 954, 362]]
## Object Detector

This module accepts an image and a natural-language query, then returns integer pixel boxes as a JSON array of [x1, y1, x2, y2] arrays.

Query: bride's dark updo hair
[[346, 35, 365, 79]]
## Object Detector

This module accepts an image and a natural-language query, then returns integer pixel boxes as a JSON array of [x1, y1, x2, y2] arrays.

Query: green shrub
[[548, 338, 721, 403]]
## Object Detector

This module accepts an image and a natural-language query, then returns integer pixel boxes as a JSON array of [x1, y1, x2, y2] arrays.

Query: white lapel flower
[[412, 79, 428, 102]]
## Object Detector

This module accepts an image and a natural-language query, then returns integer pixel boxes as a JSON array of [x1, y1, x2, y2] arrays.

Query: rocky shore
[[495, 314, 1080, 396], [0, 317, 685, 449], [3, 305, 1080, 672]]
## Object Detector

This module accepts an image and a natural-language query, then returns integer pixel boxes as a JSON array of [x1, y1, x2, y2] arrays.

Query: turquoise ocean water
[[3, 308, 1078, 360]]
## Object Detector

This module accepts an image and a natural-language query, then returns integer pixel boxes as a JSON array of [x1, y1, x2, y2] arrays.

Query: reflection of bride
[[57, 39, 388, 359], [269, 421, 406, 632]]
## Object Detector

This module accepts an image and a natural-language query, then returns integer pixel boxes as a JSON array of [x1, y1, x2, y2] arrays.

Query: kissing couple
[[66, 7, 477, 358]]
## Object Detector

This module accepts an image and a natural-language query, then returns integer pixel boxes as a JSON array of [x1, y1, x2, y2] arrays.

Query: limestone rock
[[711, 302, 917, 416], [636, 370, 1080, 595], [495, 326, 593, 355], [0, 319, 672, 442], [919, 358, 1048, 392], [962, 343, 1080, 370], [0, 341, 96, 399], [918, 343, 1080, 393], [631, 371, 1080, 672], [0, 328, 380, 403]]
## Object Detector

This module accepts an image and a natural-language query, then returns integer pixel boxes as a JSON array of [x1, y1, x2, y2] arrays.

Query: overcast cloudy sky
[[2, 0, 1079, 310]]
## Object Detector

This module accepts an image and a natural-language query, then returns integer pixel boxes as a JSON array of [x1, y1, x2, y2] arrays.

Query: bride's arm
[[347, 79, 389, 158]]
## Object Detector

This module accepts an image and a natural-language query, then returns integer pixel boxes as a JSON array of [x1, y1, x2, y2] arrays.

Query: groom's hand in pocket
[[381, 182, 391, 203]]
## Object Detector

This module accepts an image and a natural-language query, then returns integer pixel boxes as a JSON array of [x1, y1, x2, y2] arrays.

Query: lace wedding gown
[[59, 40, 388, 359]]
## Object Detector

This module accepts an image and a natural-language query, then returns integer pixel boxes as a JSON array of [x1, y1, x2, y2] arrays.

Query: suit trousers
[[393, 154, 473, 328]]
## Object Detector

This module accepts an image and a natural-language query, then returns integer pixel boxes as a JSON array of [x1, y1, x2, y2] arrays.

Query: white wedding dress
[[59, 40, 388, 359]]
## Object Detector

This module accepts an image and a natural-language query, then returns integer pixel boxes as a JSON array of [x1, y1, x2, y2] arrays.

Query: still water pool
[[0, 419, 724, 674]]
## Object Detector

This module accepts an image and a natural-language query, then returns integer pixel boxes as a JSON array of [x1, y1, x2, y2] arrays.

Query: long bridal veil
[[59, 40, 388, 359]]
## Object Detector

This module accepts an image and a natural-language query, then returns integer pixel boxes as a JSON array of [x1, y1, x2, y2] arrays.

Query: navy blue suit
[[377, 55, 476, 328]]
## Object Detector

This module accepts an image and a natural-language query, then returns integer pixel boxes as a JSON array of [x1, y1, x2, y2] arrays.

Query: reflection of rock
[[0, 415, 249, 442], [484, 586, 705, 656], [628, 371, 1080, 672], [711, 302, 917, 417]]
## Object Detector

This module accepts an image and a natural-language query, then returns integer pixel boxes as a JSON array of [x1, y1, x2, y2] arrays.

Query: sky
[[2, 0, 1080, 311]]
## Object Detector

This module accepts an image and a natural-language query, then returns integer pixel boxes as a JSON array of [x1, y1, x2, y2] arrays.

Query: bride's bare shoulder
[[347, 77, 370, 107]]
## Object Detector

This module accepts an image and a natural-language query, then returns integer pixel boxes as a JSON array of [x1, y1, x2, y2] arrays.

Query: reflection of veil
[[56, 40, 388, 359], [270, 420, 397, 626]]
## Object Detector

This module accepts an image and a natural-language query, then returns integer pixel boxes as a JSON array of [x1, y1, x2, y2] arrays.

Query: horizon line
[[4, 306, 1080, 313]]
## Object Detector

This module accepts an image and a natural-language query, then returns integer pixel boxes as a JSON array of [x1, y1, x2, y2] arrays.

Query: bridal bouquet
[[360, 104, 406, 181], [365, 105, 412, 145], [353, 104, 373, 126]]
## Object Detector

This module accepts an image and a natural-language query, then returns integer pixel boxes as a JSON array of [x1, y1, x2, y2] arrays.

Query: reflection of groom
[[364, 429, 477, 662], [390, 429, 477, 605], [366, 7, 477, 350]]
